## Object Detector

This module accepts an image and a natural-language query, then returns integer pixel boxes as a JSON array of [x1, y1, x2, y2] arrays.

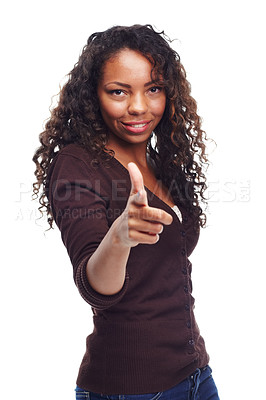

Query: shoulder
[[48, 143, 104, 179], [54, 143, 95, 166], [47, 144, 130, 192], [45, 145, 97, 198]]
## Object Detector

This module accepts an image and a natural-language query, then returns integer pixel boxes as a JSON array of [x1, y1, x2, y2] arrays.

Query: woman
[[33, 25, 219, 399]]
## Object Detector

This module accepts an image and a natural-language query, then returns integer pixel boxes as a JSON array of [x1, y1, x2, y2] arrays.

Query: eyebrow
[[104, 80, 162, 88]]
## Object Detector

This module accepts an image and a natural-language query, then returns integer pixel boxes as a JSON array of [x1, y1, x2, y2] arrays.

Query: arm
[[86, 162, 173, 295]]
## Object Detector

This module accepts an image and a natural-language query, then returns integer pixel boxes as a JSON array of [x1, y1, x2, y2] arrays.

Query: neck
[[107, 139, 149, 169]]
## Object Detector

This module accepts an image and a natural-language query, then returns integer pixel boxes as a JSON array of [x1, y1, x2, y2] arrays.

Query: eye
[[109, 89, 125, 96], [149, 86, 163, 94]]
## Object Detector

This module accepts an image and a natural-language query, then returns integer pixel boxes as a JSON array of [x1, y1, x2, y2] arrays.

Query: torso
[[112, 152, 175, 208], [142, 171, 175, 208]]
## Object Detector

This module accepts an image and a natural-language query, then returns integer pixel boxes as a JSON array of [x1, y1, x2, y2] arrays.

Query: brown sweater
[[47, 144, 209, 394]]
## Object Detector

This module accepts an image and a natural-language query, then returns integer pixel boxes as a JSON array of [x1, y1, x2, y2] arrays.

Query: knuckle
[[127, 219, 135, 229], [127, 229, 134, 239], [150, 223, 161, 234], [157, 209, 164, 220], [127, 206, 135, 218]]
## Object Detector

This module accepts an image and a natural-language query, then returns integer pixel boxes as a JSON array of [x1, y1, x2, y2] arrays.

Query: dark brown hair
[[33, 24, 210, 229]]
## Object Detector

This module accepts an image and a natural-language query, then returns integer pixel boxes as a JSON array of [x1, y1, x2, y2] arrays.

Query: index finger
[[127, 162, 148, 206], [128, 162, 145, 195]]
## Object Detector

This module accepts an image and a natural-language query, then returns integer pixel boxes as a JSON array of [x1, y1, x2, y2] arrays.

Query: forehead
[[100, 49, 156, 83]]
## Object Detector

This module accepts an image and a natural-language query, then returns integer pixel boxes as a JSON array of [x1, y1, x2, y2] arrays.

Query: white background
[[1, 0, 265, 398]]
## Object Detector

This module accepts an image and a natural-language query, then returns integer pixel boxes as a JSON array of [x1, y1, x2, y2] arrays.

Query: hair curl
[[33, 24, 210, 229]]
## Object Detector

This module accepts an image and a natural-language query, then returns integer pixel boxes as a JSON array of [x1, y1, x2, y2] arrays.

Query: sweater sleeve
[[48, 151, 129, 310]]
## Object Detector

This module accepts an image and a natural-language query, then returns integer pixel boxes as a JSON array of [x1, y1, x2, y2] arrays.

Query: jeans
[[75, 365, 219, 400]]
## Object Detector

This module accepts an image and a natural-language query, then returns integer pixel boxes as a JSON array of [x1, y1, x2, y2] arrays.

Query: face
[[97, 48, 166, 147]]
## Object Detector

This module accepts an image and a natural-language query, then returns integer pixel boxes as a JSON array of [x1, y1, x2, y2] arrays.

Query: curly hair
[[33, 24, 210, 229]]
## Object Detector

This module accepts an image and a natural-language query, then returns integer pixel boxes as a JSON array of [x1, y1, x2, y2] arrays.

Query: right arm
[[86, 162, 173, 295]]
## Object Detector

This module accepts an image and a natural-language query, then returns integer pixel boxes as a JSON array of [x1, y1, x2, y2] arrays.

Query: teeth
[[130, 123, 146, 128]]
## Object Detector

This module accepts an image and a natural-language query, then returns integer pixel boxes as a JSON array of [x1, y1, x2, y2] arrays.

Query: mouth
[[120, 120, 151, 133]]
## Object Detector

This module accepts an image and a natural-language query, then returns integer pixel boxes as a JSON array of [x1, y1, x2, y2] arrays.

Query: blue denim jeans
[[75, 365, 219, 400]]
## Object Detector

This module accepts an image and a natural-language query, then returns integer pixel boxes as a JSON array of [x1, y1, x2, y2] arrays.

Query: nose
[[128, 93, 148, 115]]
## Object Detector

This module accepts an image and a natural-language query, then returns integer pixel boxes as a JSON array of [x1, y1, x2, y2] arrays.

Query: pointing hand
[[116, 162, 173, 247]]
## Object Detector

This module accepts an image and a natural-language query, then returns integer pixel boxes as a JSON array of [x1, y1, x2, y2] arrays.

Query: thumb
[[128, 162, 148, 206]]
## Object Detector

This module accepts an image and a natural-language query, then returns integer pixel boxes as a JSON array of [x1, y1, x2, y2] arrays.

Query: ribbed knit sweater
[[47, 143, 209, 395]]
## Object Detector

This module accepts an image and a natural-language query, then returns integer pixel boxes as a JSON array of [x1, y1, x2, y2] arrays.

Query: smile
[[121, 120, 151, 133], [128, 123, 146, 128]]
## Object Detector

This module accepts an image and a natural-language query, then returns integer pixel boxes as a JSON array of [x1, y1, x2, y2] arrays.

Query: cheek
[[152, 98, 166, 117], [101, 99, 126, 120]]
